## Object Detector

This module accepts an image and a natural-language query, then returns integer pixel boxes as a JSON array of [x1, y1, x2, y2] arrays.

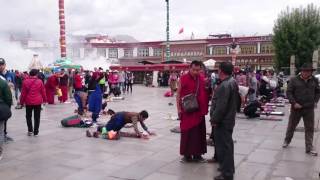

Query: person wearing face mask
[[282, 63, 320, 156]]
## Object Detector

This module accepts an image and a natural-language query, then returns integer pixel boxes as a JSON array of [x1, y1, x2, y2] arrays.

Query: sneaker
[[180, 156, 192, 163], [15, 105, 23, 109], [27, 132, 33, 136], [33, 131, 39, 136], [5, 135, 14, 142], [214, 174, 234, 180], [193, 156, 207, 163], [207, 157, 219, 164], [306, 150, 318, 156], [92, 123, 98, 128], [282, 141, 289, 148], [170, 127, 181, 133]]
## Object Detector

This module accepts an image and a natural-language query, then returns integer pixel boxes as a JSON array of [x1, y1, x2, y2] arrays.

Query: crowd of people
[[0, 57, 139, 161], [176, 61, 238, 180], [0, 56, 319, 180], [175, 60, 319, 180]]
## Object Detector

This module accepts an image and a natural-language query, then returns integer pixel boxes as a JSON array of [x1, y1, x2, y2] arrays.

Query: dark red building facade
[[70, 35, 275, 70]]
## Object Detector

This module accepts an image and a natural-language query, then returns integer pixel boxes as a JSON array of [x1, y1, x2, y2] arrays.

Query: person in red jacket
[[45, 73, 59, 104], [73, 70, 85, 115], [20, 69, 47, 136], [73, 70, 83, 91]]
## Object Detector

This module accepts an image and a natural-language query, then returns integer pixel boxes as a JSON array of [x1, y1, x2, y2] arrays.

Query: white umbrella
[[28, 55, 43, 70], [204, 59, 216, 69]]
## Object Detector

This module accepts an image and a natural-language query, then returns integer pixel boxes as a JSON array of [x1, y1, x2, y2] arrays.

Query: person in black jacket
[[0, 77, 13, 161], [0, 58, 14, 142], [210, 62, 238, 180], [282, 63, 320, 156]]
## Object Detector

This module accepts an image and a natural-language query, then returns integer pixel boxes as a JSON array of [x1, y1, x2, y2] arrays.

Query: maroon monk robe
[[179, 73, 209, 156], [45, 75, 58, 104], [58, 74, 69, 102]]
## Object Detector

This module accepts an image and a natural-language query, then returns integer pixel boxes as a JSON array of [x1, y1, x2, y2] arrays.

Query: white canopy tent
[[204, 59, 216, 69], [28, 54, 43, 70]]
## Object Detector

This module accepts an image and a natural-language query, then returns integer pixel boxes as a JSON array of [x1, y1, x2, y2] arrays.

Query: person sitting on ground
[[86, 110, 155, 140], [259, 70, 274, 102], [238, 85, 249, 108], [244, 100, 264, 118]]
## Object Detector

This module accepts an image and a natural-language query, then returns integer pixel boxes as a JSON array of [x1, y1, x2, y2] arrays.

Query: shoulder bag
[[181, 77, 200, 113]]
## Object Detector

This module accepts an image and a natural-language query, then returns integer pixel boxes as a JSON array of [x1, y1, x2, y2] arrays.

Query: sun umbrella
[[204, 59, 216, 69]]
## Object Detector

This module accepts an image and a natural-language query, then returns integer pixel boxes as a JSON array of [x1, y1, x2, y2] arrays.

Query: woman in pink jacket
[[20, 69, 47, 136]]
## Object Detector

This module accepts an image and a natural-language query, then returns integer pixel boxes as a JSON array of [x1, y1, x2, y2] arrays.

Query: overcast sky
[[0, 0, 319, 42]]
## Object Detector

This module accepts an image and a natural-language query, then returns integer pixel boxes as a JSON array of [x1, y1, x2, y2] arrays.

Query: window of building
[[240, 45, 257, 54], [97, 48, 106, 57], [108, 48, 118, 58], [260, 43, 274, 54], [84, 48, 94, 58], [124, 48, 133, 57], [213, 46, 227, 55], [206, 47, 211, 55], [153, 48, 162, 57], [138, 48, 149, 57], [72, 48, 80, 58]]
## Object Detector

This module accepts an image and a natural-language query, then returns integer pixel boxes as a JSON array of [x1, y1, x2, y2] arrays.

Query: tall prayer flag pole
[[59, 0, 67, 58], [165, 0, 170, 62]]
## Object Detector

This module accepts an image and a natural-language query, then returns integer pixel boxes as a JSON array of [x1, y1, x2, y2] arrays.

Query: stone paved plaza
[[0, 86, 320, 180]]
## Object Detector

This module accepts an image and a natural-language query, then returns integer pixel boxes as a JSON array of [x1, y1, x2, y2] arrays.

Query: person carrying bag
[[181, 77, 199, 113]]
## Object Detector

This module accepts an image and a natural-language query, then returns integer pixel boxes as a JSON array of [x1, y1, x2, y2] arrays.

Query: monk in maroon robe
[[45, 74, 59, 104], [177, 61, 209, 162], [58, 69, 69, 103]]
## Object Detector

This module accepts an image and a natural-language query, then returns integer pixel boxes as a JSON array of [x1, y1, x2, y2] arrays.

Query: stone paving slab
[[0, 86, 319, 180]]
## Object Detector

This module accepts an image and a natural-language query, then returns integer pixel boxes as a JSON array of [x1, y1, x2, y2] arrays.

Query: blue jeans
[[74, 91, 83, 114], [119, 82, 125, 92], [92, 112, 99, 123], [15, 88, 21, 101]]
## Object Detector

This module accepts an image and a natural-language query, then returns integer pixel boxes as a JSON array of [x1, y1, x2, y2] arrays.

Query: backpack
[[61, 115, 92, 128], [0, 102, 11, 120]]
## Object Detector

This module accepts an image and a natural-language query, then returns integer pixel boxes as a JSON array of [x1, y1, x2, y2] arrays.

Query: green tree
[[273, 4, 320, 70]]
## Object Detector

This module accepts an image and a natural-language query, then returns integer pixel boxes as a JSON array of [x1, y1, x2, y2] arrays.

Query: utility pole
[[165, 0, 170, 62]]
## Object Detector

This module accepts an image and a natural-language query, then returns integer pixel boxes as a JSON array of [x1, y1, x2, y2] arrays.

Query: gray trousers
[[215, 125, 235, 177], [285, 108, 315, 152], [0, 120, 4, 152]]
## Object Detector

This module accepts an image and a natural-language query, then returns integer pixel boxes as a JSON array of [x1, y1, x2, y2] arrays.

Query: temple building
[[68, 34, 275, 70]]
